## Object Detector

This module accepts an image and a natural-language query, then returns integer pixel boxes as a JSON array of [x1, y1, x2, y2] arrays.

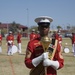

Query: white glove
[[32, 53, 43, 67], [8, 41, 13, 44], [43, 59, 59, 70], [43, 52, 49, 59], [32, 52, 49, 67]]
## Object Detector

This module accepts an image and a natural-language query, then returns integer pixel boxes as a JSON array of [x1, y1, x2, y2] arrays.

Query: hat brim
[[35, 16, 53, 23]]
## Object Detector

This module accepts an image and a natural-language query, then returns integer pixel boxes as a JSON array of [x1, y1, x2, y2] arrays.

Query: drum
[[64, 47, 70, 53], [12, 45, 18, 54]]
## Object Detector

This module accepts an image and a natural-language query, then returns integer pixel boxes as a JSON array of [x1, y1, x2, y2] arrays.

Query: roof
[[0, 23, 28, 29]]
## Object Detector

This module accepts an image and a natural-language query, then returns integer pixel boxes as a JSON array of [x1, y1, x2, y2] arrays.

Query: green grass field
[[0, 38, 75, 75]]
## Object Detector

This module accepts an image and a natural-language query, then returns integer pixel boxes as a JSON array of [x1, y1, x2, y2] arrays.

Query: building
[[0, 23, 28, 37]]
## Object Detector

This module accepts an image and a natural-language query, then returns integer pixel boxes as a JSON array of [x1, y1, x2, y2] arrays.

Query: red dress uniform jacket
[[30, 33, 37, 40], [0, 35, 2, 41], [25, 37, 64, 75], [17, 33, 22, 43], [58, 36, 62, 47], [54, 33, 59, 40], [72, 34, 75, 44], [58, 36, 62, 42], [6, 35, 14, 45]]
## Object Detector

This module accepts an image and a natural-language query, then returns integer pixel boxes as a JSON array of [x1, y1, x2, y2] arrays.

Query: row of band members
[[0, 30, 75, 55], [0, 31, 21, 55], [29, 30, 75, 57]]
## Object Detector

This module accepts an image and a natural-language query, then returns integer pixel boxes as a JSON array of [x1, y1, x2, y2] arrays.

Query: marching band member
[[58, 33, 63, 52], [29, 29, 37, 40], [36, 30, 40, 38], [53, 32, 63, 52], [6, 31, 14, 55], [0, 30, 2, 53], [24, 16, 64, 75], [71, 33, 75, 56], [17, 30, 22, 54]]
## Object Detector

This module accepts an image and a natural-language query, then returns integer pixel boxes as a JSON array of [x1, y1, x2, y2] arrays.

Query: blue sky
[[0, 0, 75, 29]]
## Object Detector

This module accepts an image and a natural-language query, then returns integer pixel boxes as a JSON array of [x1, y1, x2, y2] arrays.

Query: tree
[[0, 22, 2, 25], [9, 21, 19, 34], [57, 25, 62, 31], [70, 26, 75, 33], [29, 26, 38, 32], [67, 25, 70, 30]]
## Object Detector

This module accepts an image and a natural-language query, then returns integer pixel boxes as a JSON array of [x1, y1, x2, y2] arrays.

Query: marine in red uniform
[[6, 31, 14, 55], [36, 31, 40, 38], [58, 34, 62, 50], [0, 32, 2, 53], [72, 33, 75, 56], [24, 16, 64, 75], [29, 29, 37, 40], [17, 31, 22, 53], [0, 34, 2, 41], [53, 32, 62, 49]]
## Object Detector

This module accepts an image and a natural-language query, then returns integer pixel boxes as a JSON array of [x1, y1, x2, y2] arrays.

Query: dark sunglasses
[[39, 25, 50, 28], [43, 25, 49, 28], [38, 22, 50, 28]]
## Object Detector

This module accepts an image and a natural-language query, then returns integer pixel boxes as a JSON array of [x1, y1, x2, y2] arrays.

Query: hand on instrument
[[43, 52, 49, 59], [8, 41, 13, 44], [32, 52, 49, 67], [32, 53, 44, 67], [43, 59, 59, 70]]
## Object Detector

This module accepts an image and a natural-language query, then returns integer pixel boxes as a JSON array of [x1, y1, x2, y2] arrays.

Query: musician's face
[[9, 33, 12, 35], [38, 25, 50, 37]]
